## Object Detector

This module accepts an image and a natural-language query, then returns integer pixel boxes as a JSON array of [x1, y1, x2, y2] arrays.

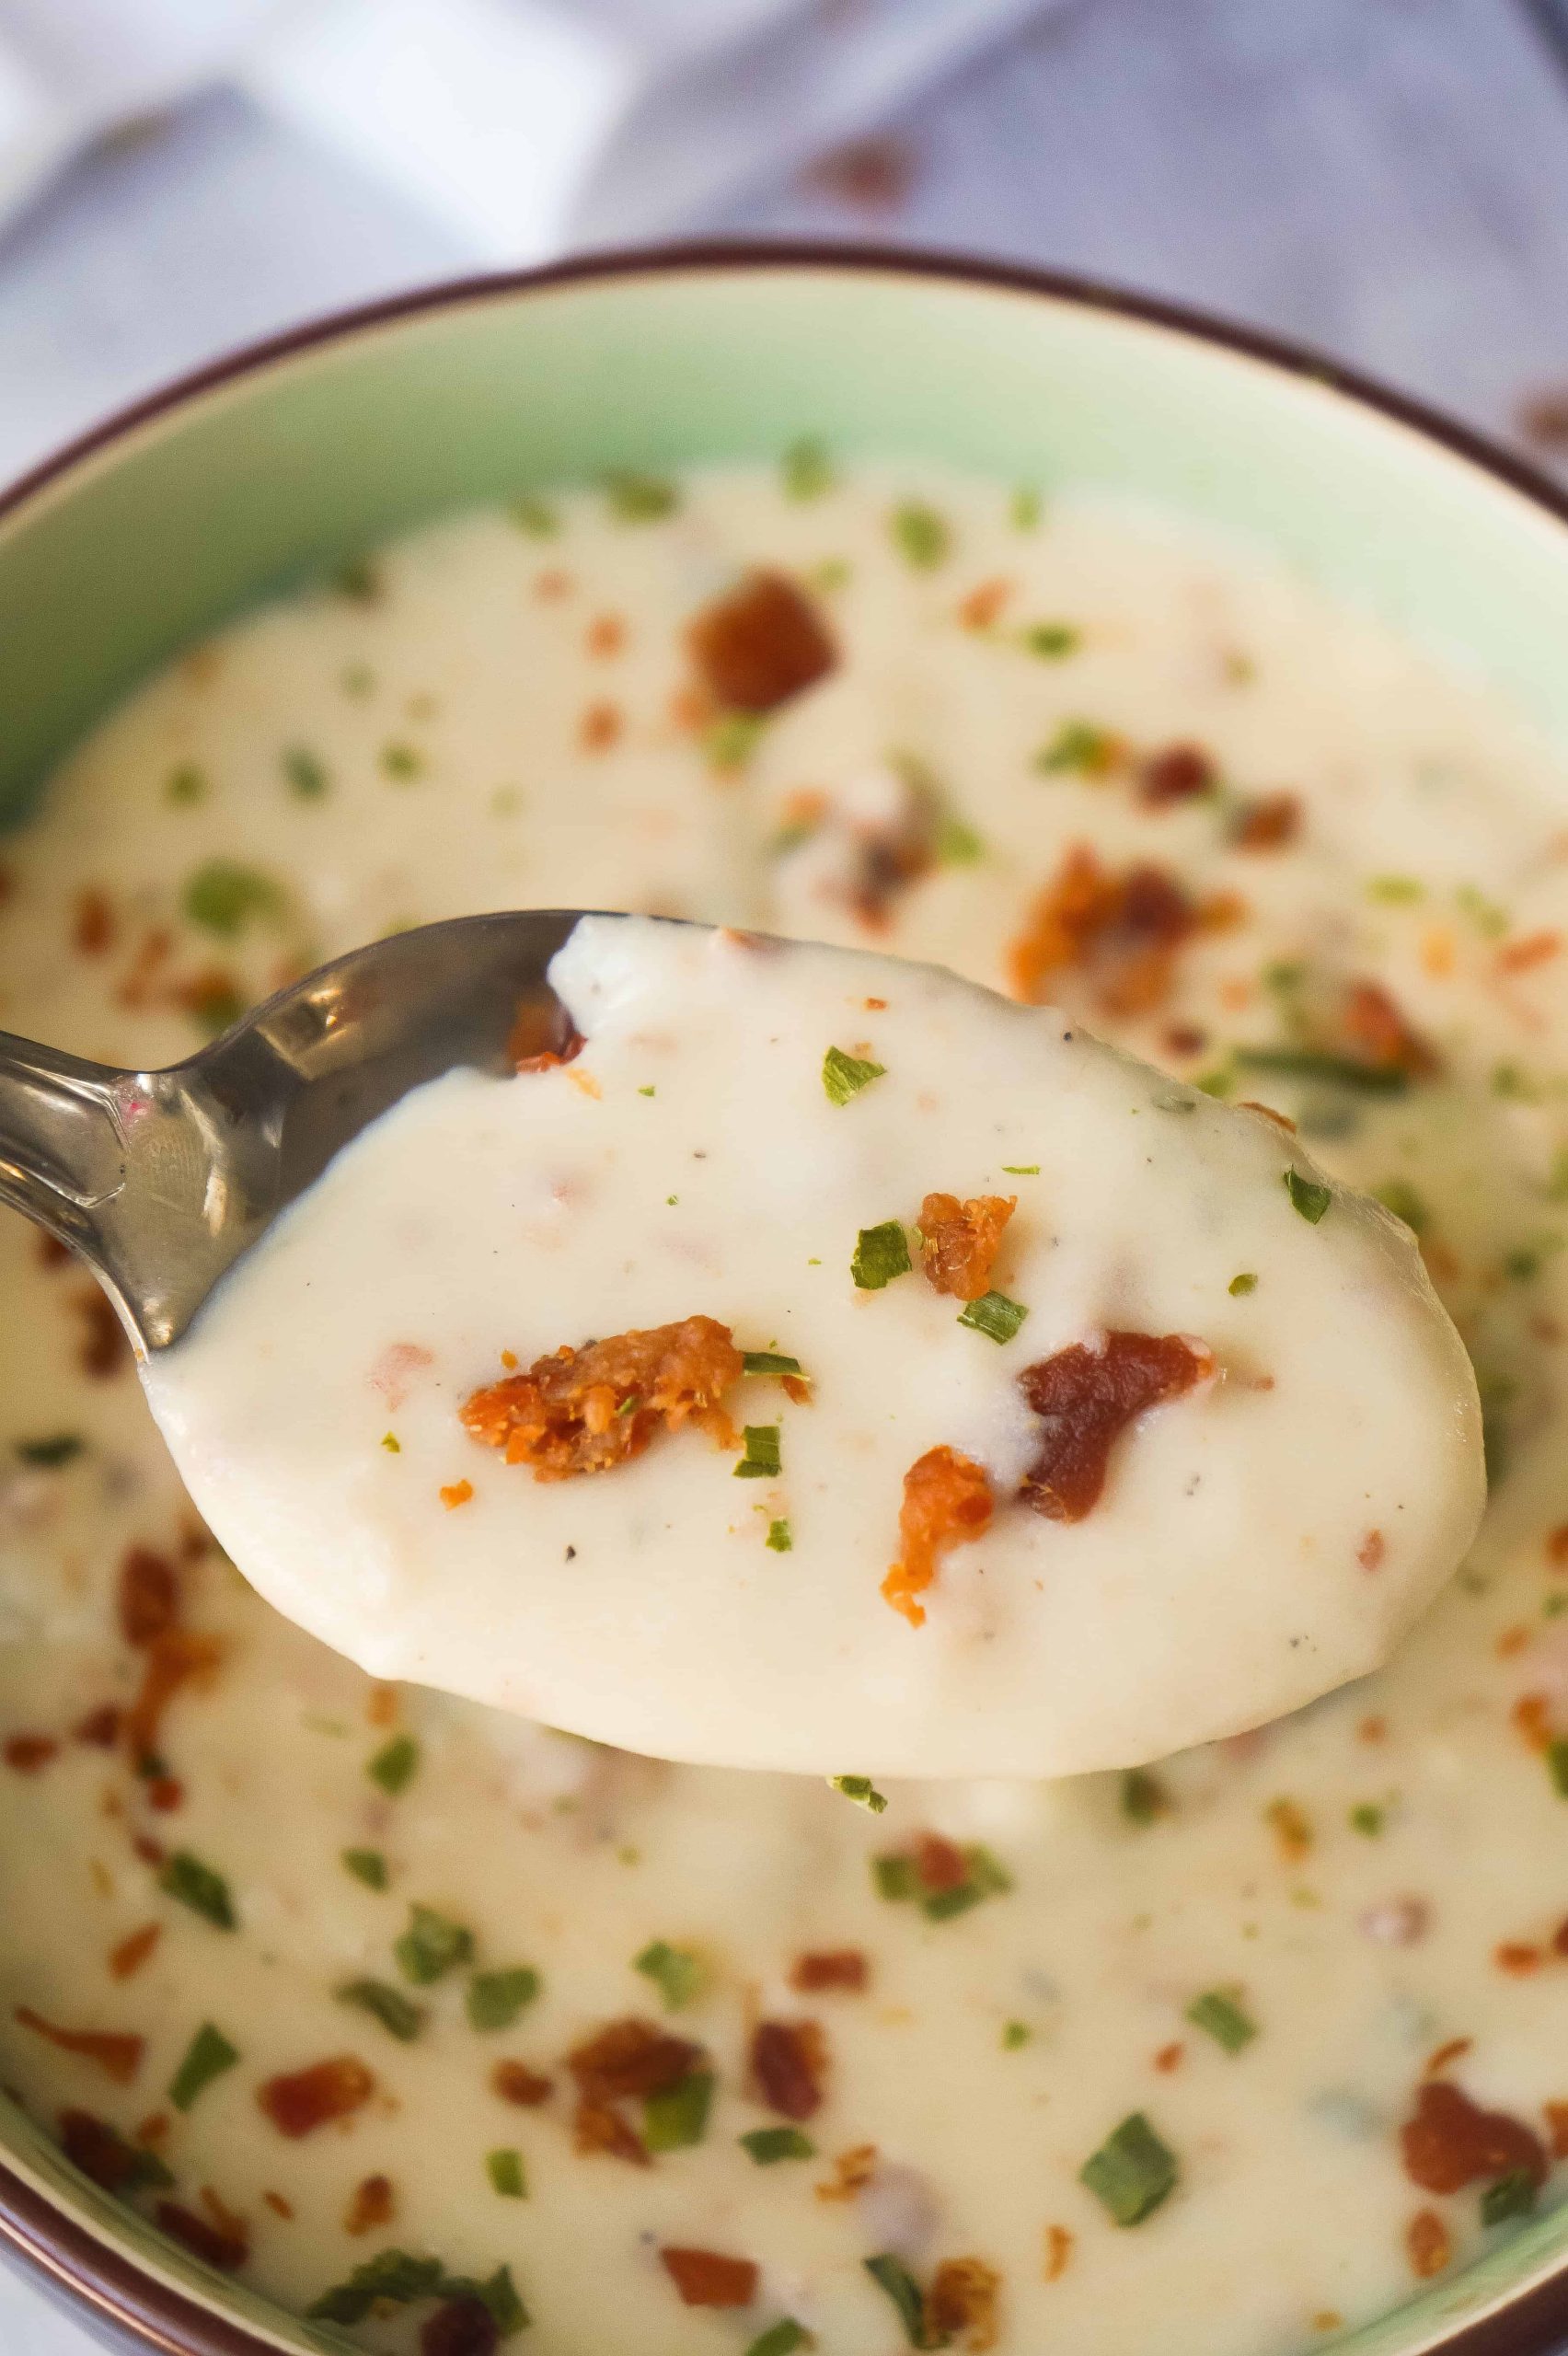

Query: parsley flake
[[766, 1519, 793, 1553], [342, 1846, 388, 1890], [890, 503, 951, 569], [467, 1968, 540, 2030], [1036, 719, 1117, 776], [743, 1350, 803, 1376], [828, 1773, 888, 1814], [367, 1733, 420, 1795], [1228, 1272, 1258, 1297], [643, 2069, 712, 2151], [510, 494, 559, 537], [604, 471, 677, 522], [1284, 1169, 1332, 1223], [1010, 486, 1043, 531], [1121, 1768, 1167, 1825], [159, 1851, 236, 1931], [1185, 1989, 1256, 2053], [182, 860, 285, 938], [852, 1220, 911, 1290], [864, 2253, 928, 2346], [734, 1426, 781, 1480], [487, 2147, 527, 2199], [782, 438, 834, 502], [741, 2126, 815, 2164], [1023, 622, 1079, 658], [957, 1289, 1028, 1343], [1080, 2112, 1179, 2224], [394, 1903, 475, 1986], [747, 2323, 810, 2356], [1349, 1803, 1384, 1838], [634, 1940, 706, 2011], [1001, 2020, 1032, 2050], [167, 2022, 239, 2112], [823, 1045, 885, 1104], [1482, 2168, 1538, 2226], [336, 1978, 425, 2042], [165, 763, 206, 806], [282, 745, 329, 801]]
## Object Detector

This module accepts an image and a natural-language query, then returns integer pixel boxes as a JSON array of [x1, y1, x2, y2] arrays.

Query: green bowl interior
[[3, 254, 1568, 2352]]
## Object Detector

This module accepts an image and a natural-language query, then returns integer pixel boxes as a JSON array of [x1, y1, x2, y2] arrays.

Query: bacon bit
[[109, 1924, 162, 1982], [1358, 1530, 1387, 1574], [74, 1704, 120, 1754], [1230, 792, 1301, 850], [462, 1316, 743, 1482], [36, 1232, 73, 1271], [124, 1628, 223, 1767], [816, 2142, 878, 2201], [257, 2056, 375, 2139], [1495, 1943, 1544, 1976], [133, 1834, 166, 1867], [1139, 745, 1215, 806], [780, 1373, 813, 1407], [491, 2059, 552, 2107], [586, 614, 626, 658], [1007, 846, 1212, 1017], [262, 2191, 294, 2221], [573, 2098, 650, 2166], [1265, 1797, 1313, 1863], [1401, 2078, 1547, 2195], [169, 966, 243, 1031], [1163, 1022, 1207, 1057], [926, 2257, 1001, 2352], [790, 1949, 868, 1993], [60, 2110, 144, 2192], [1017, 1332, 1212, 1523], [16, 2008, 142, 2085], [119, 1546, 179, 1649], [915, 1832, 970, 1892], [917, 1192, 1016, 1301], [535, 568, 572, 601], [1513, 1693, 1553, 1753], [115, 925, 174, 1011], [803, 132, 917, 213], [570, 2018, 701, 2104], [659, 2246, 758, 2309], [751, 2020, 826, 2119], [76, 1290, 129, 1380], [687, 572, 836, 716], [1342, 981, 1439, 1080], [1359, 1715, 1388, 1744], [343, 2173, 395, 2235], [1549, 1527, 1568, 1568], [422, 2303, 500, 2356], [3, 1734, 57, 1773], [1545, 2101, 1568, 2158], [882, 1446, 993, 1627], [1497, 930, 1561, 974], [74, 889, 115, 956], [1497, 1624, 1531, 1659], [579, 701, 622, 753], [439, 1480, 474, 1510], [1407, 2212, 1451, 2281], [1043, 2225, 1074, 2281], [1553, 1918, 1568, 1959], [1153, 2042, 1184, 2073], [959, 578, 1012, 631], [155, 2199, 248, 2273]]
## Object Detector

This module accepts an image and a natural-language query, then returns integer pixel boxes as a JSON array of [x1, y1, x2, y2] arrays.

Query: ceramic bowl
[[3, 242, 1568, 2356]]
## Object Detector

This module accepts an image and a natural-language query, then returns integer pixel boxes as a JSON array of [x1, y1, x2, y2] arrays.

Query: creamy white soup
[[1, 457, 1567, 2356], [143, 913, 1482, 1779]]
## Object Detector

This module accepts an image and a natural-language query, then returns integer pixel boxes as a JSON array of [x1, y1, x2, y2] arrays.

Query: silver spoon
[[0, 908, 586, 1350]]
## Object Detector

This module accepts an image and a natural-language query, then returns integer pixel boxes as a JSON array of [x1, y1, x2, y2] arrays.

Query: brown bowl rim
[[5, 234, 1568, 2355]]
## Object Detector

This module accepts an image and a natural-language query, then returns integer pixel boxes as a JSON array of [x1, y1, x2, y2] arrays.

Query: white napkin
[[0, 0, 1052, 259]]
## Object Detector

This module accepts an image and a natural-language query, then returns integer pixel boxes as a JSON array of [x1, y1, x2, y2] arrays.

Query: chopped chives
[[1000, 1164, 1039, 1175], [486, 2147, 527, 2199], [1035, 719, 1116, 775], [782, 437, 834, 502], [380, 741, 424, 781], [1284, 1169, 1332, 1224], [342, 1847, 388, 1890], [741, 2125, 816, 2164], [828, 1773, 888, 1814], [182, 860, 284, 938], [852, 1220, 911, 1290], [935, 810, 985, 866], [957, 1289, 1028, 1343], [1185, 1989, 1257, 2053], [380, 1431, 401, 1453], [1348, 1803, 1384, 1838], [1236, 1045, 1406, 1096], [766, 1519, 793, 1553], [1079, 2112, 1179, 2224], [167, 2023, 239, 2112], [1121, 1768, 1167, 1825], [1228, 1273, 1258, 1297], [890, 503, 950, 569], [743, 1350, 803, 1376], [15, 1434, 83, 1466], [394, 1903, 475, 1986], [734, 1426, 781, 1480], [1546, 1738, 1568, 1798], [746, 2322, 810, 2356], [638, 1084, 655, 1096], [1375, 1180, 1429, 1233], [642, 2068, 712, 2151], [1482, 2169, 1538, 2226], [604, 471, 677, 522], [872, 1854, 919, 1902], [1366, 874, 1424, 904], [510, 494, 559, 537], [467, 1967, 540, 2030], [367, 1733, 420, 1795], [864, 2252, 928, 2345], [159, 1851, 236, 1931], [1022, 622, 1079, 658], [165, 762, 207, 806], [335, 1978, 425, 2042], [1001, 2020, 1032, 2050], [282, 745, 329, 801], [634, 1940, 705, 2011], [823, 1045, 886, 1104]]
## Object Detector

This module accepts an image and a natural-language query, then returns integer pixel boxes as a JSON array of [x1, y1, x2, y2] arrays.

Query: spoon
[[0, 909, 584, 1353]]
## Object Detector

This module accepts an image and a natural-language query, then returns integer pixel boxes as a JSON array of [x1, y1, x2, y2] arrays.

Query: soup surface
[[2, 459, 1568, 2356]]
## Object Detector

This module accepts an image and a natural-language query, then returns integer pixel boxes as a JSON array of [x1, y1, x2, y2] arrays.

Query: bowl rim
[[6, 233, 1568, 2356]]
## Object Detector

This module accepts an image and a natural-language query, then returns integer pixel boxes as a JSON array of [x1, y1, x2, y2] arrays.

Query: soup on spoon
[[139, 913, 1484, 1778]]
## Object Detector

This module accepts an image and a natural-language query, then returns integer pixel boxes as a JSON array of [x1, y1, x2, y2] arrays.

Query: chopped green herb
[[1228, 1273, 1258, 1298], [741, 2125, 816, 2164], [852, 1220, 912, 1290], [743, 1350, 803, 1376], [165, 763, 206, 806], [924, 1879, 984, 1923], [14, 1434, 83, 1467], [767, 1519, 793, 1553], [342, 1847, 388, 1890], [167, 2022, 239, 2112], [159, 1851, 236, 1931], [1349, 1803, 1384, 1838], [604, 471, 677, 522], [1079, 2112, 1179, 2225], [1482, 2169, 1538, 2226], [282, 745, 329, 801], [1121, 1768, 1167, 1825], [63, 2114, 172, 2196], [1547, 1738, 1568, 1798], [638, 1084, 655, 1097], [1366, 874, 1424, 904], [891, 502, 950, 569], [187, 982, 244, 1038], [394, 1902, 475, 1986], [1195, 1063, 1235, 1099], [1235, 1045, 1407, 1096], [380, 741, 424, 781], [510, 494, 559, 537], [957, 1289, 1029, 1344], [746, 2321, 810, 2356], [1022, 622, 1079, 658], [1457, 883, 1509, 939], [642, 2068, 712, 2151], [335, 1978, 425, 2042], [486, 2147, 526, 2199], [921, 1843, 1013, 1923], [782, 437, 834, 502], [380, 1431, 401, 1454], [467, 1967, 540, 2031], [368, 1733, 420, 1795], [1284, 1169, 1332, 1223], [811, 557, 851, 592], [864, 2252, 928, 2346], [823, 1045, 886, 1104], [1010, 485, 1043, 531], [307, 2252, 525, 2336], [828, 1773, 888, 1814], [704, 710, 767, 771], [340, 662, 375, 698], [935, 809, 986, 866], [734, 1425, 781, 1480], [872, 1854, 919, 1902], [1375, 1180, 1429, 1232], [1001, 2020, 1032, 2050], [1036, 719, 1116, 775], [634, 1940, 706, 2011], [1185, 1989, 1257, 2053], [475, 2266, 528, 2339], [332, 556, 381, 603], [1000, 1163, 1040, 1175], [182, 860, 285, 938]]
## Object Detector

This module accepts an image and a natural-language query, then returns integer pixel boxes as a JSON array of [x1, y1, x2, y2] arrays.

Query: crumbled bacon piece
[[1265, 1797, 1313, 1862], [1006, 846, 1216, 1017], [76, 1703, 121, 1750], [567, 2016, 703, 2167], [687, 571, 836, 714], [579, 701, 622, 752], [1495, 1942, 1543, 1977], [344, 2172, 395, 2235], [1514, 1693, 1553, 1753], [573, 2098, 650, 2166], [1358, 1530, 1387, 1573], [1043, 2224, 1074, 2281], [1400, 2079, 1547, 2196], [790, 1949, 868, 1993], [927, 2257, 1002, 2352], [1496, 930, 1561, 974], [882, 1446, 993, 1627], [915, 1831, 969, 1892], [76, 1290, 129, 1380], [59, 2109, 145, 2191], [118, 1546, 179, 1649], [1154, 2042, 1184, 2073], [958, 578, 1012, 630], [1139, 745, 1215, 806], [74, 889, 115, 956], [1230, 792, 1300, 850], [847, 798, 939, 930], [1545, 2101, 1568, 2158], [123, 1627, 223, 1768], [262, 2191, 294, 2220], [155, 2199, 248, 2272], [751, 2020, 826, 2119], [491, 2060, 552, 2107], [586, 614, 626, 658], [257, 2057, 375, 2139], [17, 2008, 143, 2084], [3, 1734, 56, 1773], [506, 993, 585, 1074], [1017, 1332, 1212, 1522], [422, 2302, 499, 2356], [1342, 981, 1438, 1079], [1407, 2211, 1451, 2280], [918, 1192, 1016, 1301], [461, 1317, 743, 1481], [109, 1924, 162, 1981], [659, 2246, 758, 2309]]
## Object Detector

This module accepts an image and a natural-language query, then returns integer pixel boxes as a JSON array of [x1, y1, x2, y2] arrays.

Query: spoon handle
[[0, 1032, 129, 1253]]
